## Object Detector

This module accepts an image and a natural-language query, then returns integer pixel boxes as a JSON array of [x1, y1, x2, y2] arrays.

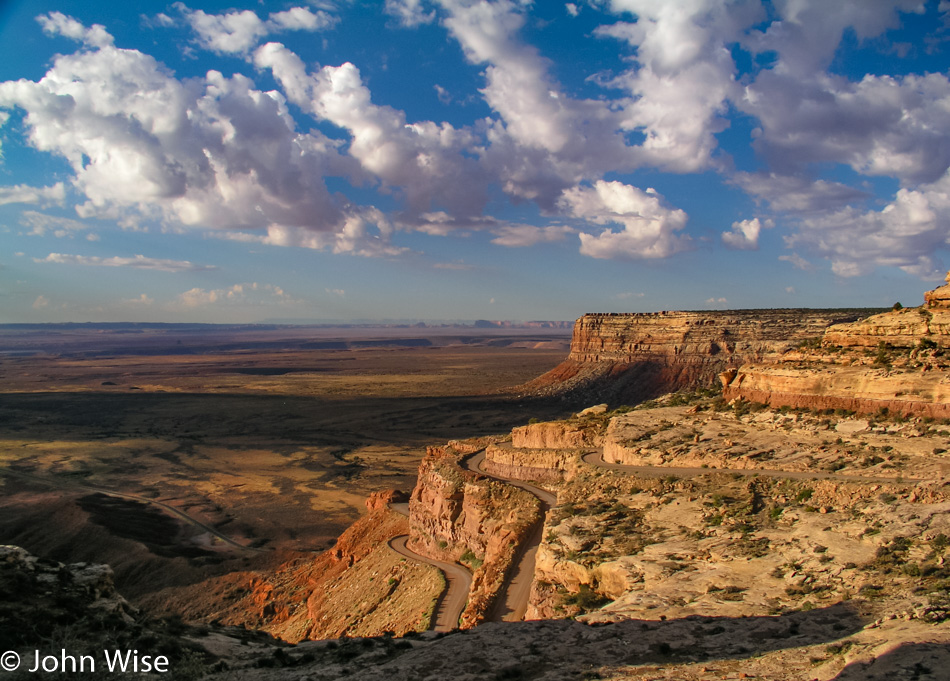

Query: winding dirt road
[[581, 450, 922, 484], [462, 450, 556, 622], [446, 443, 920, 623], [387, 503, 472, 632], [0, 467, 264, 552]]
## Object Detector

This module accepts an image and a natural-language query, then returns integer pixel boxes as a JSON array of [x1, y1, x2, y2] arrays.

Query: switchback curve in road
[[386, 506, 471, 632], [462, 450, 556, 623]]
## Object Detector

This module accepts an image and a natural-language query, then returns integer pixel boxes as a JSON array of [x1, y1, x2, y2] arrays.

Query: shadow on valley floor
[[0, 391, 573, 448], [0, 390, 572, 601], [829, 641, 949, 680]]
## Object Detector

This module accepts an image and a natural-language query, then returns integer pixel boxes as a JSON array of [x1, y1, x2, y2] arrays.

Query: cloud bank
[[1, 1, 949, 278]]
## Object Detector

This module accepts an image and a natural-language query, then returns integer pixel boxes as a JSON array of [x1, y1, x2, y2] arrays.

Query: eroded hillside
[[133, 390, 950, 680]]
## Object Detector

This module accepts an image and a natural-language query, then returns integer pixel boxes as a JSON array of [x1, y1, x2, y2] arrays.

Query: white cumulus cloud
[[561, 181, 690, 260], [175, 4, 336, 55], [785, 169, 950, 279], [35, 252, 215, 272], [385, 0, 436, 27], [19, 211, 91, 237], [0, 15, 402, 257], [722, 217, 772, 250], [0, 183, 65, 207]]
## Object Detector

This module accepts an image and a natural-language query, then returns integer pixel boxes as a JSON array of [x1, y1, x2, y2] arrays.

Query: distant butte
[[521, 308, 873, 404]]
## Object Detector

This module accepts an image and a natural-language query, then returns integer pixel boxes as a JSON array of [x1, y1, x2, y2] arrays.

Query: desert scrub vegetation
[[460, 549, 484, 571], [635, 385, 723, 412], [559, 584, 610, 613], [547, 499, 655, 565]]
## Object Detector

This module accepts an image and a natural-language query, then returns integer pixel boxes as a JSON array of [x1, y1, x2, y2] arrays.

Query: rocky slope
[[524, 309, 872, 403], [186, 395, 950, 680], [141, 490, 443, 643]]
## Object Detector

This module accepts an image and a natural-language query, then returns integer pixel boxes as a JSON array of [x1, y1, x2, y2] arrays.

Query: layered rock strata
[[511, 420, 603, 449], [480, 444, 579, 484], [722, 365, 950, 420], [824, 306, 950, 348], [723, 275, 950, 417], [525, 309, 869, 402]]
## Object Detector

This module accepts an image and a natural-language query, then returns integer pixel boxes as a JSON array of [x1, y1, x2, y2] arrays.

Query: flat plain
[[0, 324, 571, 599]]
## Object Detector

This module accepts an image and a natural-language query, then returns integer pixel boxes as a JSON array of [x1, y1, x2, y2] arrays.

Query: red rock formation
[[408, 444, 541, 627]]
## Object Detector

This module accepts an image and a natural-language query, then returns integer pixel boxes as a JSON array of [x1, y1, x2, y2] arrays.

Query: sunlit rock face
[[525, 310, 862, 403]]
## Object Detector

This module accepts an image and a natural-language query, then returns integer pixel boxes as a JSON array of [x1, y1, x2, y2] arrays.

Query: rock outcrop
[[408, 444, 541, 627], [824, 306, 950, 348], [722, 274, 950, 418], [722, 364, 950, 419], [925, 271, 950, 309], [480, 444, 579, 484], [524, 310, 870, 403], [1, 545, 139, 648], [511, 420, 602, 449]]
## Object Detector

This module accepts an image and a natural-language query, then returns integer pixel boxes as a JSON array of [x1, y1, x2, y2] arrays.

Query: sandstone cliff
[[722, 276, 950, 418], [480, 443, 579, 484], [524, 309, 870, 403], [407, 444, 541, 628], [824, 306, 950, 348], [722, 364, 950, 420], [511, 420, 603, 449]]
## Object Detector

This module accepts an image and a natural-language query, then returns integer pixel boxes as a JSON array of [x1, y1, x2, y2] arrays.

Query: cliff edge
[[523, 309, 872, 403], [722, 275, 950, 418]]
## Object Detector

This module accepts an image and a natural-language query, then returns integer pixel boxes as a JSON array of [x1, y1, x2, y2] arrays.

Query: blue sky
[[1, 0, 950, 323]]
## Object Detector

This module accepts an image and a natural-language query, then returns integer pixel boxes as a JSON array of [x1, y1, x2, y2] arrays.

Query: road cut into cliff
[[461, 449, 557, 622]]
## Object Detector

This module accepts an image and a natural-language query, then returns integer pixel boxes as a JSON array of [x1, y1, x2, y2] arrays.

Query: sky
[[1, 0, 950, 323]]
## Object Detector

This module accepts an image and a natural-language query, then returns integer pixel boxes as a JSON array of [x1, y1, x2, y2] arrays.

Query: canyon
[[131, 392, 949, 680], [4, 296, 950, 679]]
